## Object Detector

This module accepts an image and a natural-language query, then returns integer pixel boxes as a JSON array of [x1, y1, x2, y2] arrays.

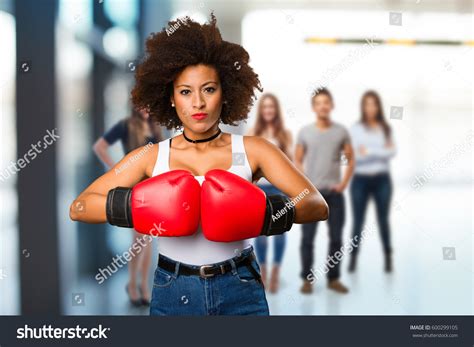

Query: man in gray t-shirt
[[297, 122, 350, 189], [295, 88, 354, 294]]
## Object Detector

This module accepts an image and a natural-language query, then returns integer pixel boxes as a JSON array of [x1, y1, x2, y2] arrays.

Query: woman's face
[[171, 64, 223, 134], [363, 96, 379, 121], [261, 97, 277, 123]]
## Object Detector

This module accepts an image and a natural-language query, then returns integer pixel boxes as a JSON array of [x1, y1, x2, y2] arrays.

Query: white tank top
[[151, 133, 253, 265]]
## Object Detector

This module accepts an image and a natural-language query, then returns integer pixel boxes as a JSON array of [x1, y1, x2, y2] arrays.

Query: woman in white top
[[247, 93, 293, 293], [349, 90, 396, 273], [70, 14, 328, 315]]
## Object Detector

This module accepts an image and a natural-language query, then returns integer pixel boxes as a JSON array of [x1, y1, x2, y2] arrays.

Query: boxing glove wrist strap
[[261, 195, 295, 236], [106, 187, 133, 228]]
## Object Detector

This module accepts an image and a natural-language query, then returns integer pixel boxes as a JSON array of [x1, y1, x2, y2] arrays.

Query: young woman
[[349, 90, 396, 273], [247, 93, 293, 293], [93, 107, 162, 306], [70, 14, 328, 316]]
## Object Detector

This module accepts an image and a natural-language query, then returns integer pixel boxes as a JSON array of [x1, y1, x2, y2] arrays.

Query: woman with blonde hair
[[247, 93, 293, 293]]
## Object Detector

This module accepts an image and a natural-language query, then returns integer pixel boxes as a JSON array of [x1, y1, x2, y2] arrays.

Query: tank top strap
[[231, 133, 245, 154], [152, 138, 171, 176], [229, 134, 253, 181]]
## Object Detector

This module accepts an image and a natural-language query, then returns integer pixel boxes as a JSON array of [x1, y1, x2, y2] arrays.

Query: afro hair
[[131, 13, 262, 130]]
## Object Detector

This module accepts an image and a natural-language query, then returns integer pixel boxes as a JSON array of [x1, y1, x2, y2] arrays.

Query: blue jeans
[[350, 173, 393, 254], [254, 184, 287, 265], [150, 246, 269, 316]]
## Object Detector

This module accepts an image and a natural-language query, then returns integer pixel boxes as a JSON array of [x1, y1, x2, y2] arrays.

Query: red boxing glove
[[201, 169, 295, 242], [106, 170, 201, 236]]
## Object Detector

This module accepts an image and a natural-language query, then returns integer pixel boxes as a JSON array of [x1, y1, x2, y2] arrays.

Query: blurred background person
[[295, 88, 354, 294], [348, 90, 396, 273], [247, 93, 293, 293], [93, 107, 162, 306]]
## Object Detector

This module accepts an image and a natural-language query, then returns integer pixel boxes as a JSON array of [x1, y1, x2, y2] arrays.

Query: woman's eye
[[180, 89, 191, 95], [204, 87, 216, 93]]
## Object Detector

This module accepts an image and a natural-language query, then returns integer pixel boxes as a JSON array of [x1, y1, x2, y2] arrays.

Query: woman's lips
[[191, 113, 208, 120]]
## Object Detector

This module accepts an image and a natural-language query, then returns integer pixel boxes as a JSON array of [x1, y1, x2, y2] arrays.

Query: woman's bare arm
[[285, 130, 294, 162], [294, 143, 305, 173], [245, 136, 328, 223], [69, 144, 157, 223], [92, 137, 115, 169]]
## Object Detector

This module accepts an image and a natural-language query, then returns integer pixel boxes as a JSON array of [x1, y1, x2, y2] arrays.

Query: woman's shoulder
[[133, 141, 159, 160], [241, 135, 280, 172], [244, 127, 256, 136], [119, 118, 131, 130], [129, 141, 160, 177], [242, 134, 277, 152]]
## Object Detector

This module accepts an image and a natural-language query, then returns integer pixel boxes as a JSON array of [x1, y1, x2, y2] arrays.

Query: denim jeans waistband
[[158, 245, 255, 276]]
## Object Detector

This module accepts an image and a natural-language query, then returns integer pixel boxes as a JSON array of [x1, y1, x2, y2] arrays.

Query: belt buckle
[[199, 265, 215, 278]]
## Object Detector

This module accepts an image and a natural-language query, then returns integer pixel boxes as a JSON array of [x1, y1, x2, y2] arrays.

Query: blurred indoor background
[[0, 0, 472, 315]]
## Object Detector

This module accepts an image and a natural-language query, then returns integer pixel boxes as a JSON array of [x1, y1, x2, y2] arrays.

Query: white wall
[[242, 9, 473, 185]]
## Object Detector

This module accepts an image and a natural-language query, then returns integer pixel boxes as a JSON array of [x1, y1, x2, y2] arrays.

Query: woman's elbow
[[92, 142, 102, 156], [92, 138, 107, 155], [69, 202, 78, 221], [69, 200, 84, 221], [308, 192, 329, 221], [296, 195, 328, 223], [319, 199, 329, 221]]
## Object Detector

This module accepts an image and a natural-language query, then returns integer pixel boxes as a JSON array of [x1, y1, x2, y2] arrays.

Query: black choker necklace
[[183, 128, 222, 143]]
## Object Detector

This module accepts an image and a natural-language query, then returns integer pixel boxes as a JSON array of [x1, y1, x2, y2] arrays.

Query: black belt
[[158, 251, 260, 280]]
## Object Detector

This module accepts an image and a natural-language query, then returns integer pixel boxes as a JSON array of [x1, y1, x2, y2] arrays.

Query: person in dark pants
[[295, 88, 354, 294], [348, 91, 396, 273], [93, 107, 162, 306]]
